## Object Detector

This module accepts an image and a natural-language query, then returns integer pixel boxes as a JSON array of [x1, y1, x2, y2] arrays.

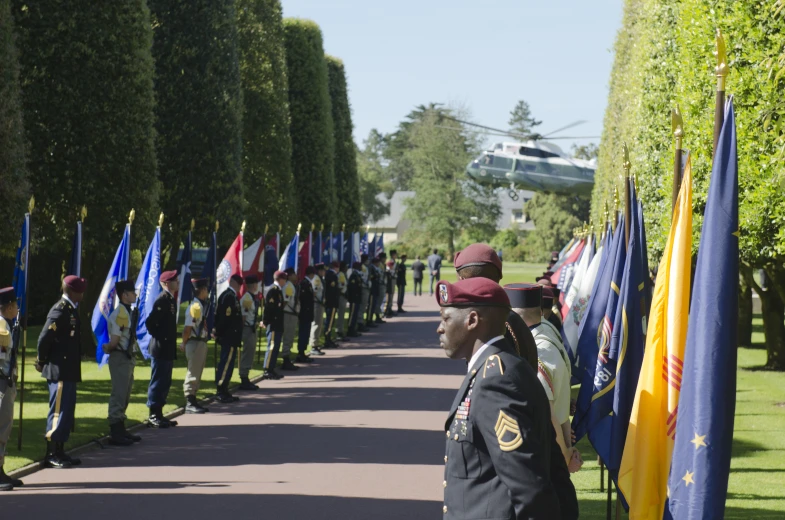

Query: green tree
[[236, 0, 297, 234], [0, 1, 28, 257], [402, 107, 500, 258], [383, 103, 447, 191], [14, 0, 159, 321], [508, 100, 542, 138], [525, 193, 590, 262], [357, 129, 393, 223], [326, 56, 361, 230], [150, 0, 244, 258], [571, 143, 599, 160], [283, 19, 336, 228]]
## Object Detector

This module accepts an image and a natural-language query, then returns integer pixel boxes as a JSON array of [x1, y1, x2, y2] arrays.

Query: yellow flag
[[617, 156, 693, 518]]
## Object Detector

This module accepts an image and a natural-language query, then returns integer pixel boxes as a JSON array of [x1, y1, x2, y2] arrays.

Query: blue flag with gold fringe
[[12, 214, 30, 317], [667, 99, 739, 520]]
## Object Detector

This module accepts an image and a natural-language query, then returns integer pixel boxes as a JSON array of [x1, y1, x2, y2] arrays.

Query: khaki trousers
[[108, 351, 135, 424], [0, 379, 16, 466], [336, 295, 348, 335], [310, 303, 325, 347], [282, 313, 298, 356], [240, 326, 257, 377], [183, 340, 208, 397]]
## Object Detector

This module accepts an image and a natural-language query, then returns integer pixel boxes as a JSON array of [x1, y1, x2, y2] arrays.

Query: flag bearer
[[384, 260, 395, 318], [262, 271, 287, 380], [181, 278, 210, 414], [310, 263, 327, 354], [214, 274, 243, 403], [238, 275, 262, 391], [296, 267, 316, 363], [322, 261, 340, 348], [145, 270, 180, 427], [346, 262, 364, 337], [0, 288, 23, 489], [335, 262, 349, 339], [280, 268, 299, 370], [358, 254, 371, 331]]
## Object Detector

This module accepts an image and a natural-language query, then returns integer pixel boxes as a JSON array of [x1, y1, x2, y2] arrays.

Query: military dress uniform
[[145, 274, 179, 426], [323, 264, 340, 347], [346, 264, 363, 336], [281, 277, 298, 360], [384, 261, 395, 318], [183, 291, 210, 411], [37, 276, 85, 468], [214, 282, 243, 401], [438, 280, 560, 519], [358, 260, 370, 328], [0, 288, 21, 488], [335, 265, 349, 338], [395, 259, 407, 312], [239, 275, 261, 389], [367, 261, 381, 323], [263, 276, 286, 379], [310, 268, 326, 350], [297, 271, 315, 361]]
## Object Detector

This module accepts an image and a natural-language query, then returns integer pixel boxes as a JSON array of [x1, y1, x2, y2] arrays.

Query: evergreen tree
[[326, 56, 361, 230], [283, 19, 336, 228], [508, 100, 542, 138], [237, 0, 297, 234], [0, 1, 28, 257], [150, 0, 244, 257], [357, 130, 394, 223]]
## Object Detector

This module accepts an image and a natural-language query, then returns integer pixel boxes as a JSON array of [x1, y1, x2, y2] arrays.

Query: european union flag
[[134, 228, 161, 359], [667, 99, 739, 519], [12, 214, 30, 317], [201, 231, 218, 332], [92, 224, 131, 364], [177, 231, 193, 304], [67, 221, 82, 277]]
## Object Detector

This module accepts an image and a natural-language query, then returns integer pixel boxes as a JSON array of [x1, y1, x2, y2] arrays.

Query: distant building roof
[[367, 191, 415, 229]]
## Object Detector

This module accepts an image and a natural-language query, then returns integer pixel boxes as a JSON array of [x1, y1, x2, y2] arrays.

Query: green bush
[[327, 56, 361, 230], [0, 1, 28, 257], [283, 19, 336, 228], [237, 0, 298, 234], [150, 0, 245, 256]]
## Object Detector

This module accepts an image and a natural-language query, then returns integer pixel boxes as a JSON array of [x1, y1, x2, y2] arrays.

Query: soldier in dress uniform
[[36, 275, 86, 468], [309, 263, 327, 355], [214, 274, 243, 403], [238, 275, 263, 391], [145, 270, 180, 428], [101, 280, 141, 446], [384, 260, 395, 318], [395, 254, 408, 313], [322, 261, 340, 348], [538, 282, 563, 332], [280, 268, 299, 369], [358, 254, 371, 331], [453, 244, 539, 370], [296, 266, 316, 363], [389, 250, 398, 315], [376, 253, 388, 321], [346, 262, 363, 337], [368, 257, 383, 324], [437, 277, 560, 518], [335, 262, 349, 340], [180, 278, 210, 414], [0, 287, 23, 489], [262, 270, 287, 380]]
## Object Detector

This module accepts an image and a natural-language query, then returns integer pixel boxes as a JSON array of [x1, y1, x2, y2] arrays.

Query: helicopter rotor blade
[[541, 120, 587, 137], [439, 115, 534, 140]]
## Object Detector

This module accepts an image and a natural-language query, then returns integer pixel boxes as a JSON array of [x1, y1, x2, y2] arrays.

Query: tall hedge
[[326, 56, 361, 230], [150, 0, 244, 257], [595, 0, 785, 368], [0, 1, 28, 258], [283, 19, 336, 228], [13, 0, 158, 319], [236, 0, 297, 233]]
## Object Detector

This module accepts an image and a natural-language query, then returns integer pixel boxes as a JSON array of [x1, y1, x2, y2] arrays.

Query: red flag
[[297, 234, 310, 280], [217, 232, 243, 296], [242, 236, 265, 279]]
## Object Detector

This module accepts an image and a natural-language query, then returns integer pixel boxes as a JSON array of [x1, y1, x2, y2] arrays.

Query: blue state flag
[[375, 233, 384, 257], [667, 99, 739, 520], [201, 232, 218, 331], [177, 231, 193, 304], [341, 232, 351, 262], [12, 214, 30, 317], [369, 235, 377, 258], [263, 239, 279, 287], [325, 232, 334, 263], [92, 224, 131, 364], [353, 232, 361, 262], [360, 232, 368, 256], [134, 228, 162, 359], [572, 217, 622, 442], [67, 221, 82, 277], [279, 233, 299, 272], [311, 232, 322, 265]]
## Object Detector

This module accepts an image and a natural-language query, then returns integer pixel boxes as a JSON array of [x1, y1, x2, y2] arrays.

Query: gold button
[[444, 455, 448, 463], [443, 480, 447, 488], [454, 434, 458, 440], [443, 505, 447, 513], [445, 431, 449, 438], [471, 369, 477, 375]]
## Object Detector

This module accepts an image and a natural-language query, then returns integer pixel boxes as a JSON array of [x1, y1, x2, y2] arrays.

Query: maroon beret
[[503, 283, 542, 309], [454, 243, 503, 277], [160, 270, 178, 283], [535, 275, 553, 286], [386, 261, 395, 268], [436, 278, 510, 308], [331, 261, 340, 268], [63, 275, 87, 293], [0, 287, 17, 305], [274, 270, 288, 280]]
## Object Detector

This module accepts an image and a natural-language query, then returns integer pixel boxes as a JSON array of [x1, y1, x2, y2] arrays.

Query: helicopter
[[442, 116, 598, 200]]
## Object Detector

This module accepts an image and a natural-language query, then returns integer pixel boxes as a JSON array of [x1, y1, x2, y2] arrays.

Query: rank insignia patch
[[495, 410, 523, 452], [439, 284, 448, 303], [226, 307, 232, 316], [49, 323, 57, 331]]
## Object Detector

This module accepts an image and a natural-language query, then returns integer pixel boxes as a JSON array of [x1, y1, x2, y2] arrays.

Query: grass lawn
[[402, 261, 544, 289]]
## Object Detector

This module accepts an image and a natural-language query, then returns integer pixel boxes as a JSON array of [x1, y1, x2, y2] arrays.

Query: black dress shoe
[[148, 414, 170, 429], [238, 379, 259, 391], [108, 423, 134, 446], [296, 354, 313, 363], [311, 347, 326, 356], [281, 358, 299, 371], [216, 393, 235, 403], [121, 422, 142, 442], [57, 444, 81, 466], [0, 467, 21, 489], [263, 370, 285, 380], [43, 453, 71, 469], [186, 402, 206, 413]]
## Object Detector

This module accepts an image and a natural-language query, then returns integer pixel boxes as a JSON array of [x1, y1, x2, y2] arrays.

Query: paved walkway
[[5, 295, 460, 520]]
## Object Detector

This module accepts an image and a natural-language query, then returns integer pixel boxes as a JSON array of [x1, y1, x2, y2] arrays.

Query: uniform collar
[[228, 285, 237, 295], [62, 294, 77, 308], [467, 335, 505, 373]]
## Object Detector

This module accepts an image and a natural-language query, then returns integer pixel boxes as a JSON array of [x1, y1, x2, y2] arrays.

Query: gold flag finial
[[129, 209, 136, 225], [622, 143, 631, 178], [297, 222, 302, 233], [366, 224, 370, 232], [28, 196, 35, 214], [264, 224, 269, 235], [190, 218, 195, 231], [342, 223, 346, 231], [311, 223, 315, 232], [158, 212, 164, 228], [215, 220, 220, 233], [716, 28, 728, 90], [278, 223, 282, 233], [81, 205, 88, 222], [241, 220, 246, 233], [320, 223, 325, 232], [672, 105, 684, 146]]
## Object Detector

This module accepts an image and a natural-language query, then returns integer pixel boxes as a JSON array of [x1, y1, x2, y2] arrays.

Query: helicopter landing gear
[[508, 185, 520, 201]]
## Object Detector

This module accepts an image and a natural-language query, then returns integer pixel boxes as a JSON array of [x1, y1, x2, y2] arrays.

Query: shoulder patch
[[285, 285, 294, 297], [483, 354, 505, 378], [226, 306, 232, 316], [495, 411, 523, 452], [190, 301, 202, 320], [242, 294, 253, 310], [0, 323, 9, 348], [49, 322, 57, 332], [116, 306, 130, 329]]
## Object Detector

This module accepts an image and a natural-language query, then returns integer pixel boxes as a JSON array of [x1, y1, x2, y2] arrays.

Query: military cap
[[0, 287, 17, 305], [435, 278, 510, 308], [284, 267, 296, 275], [191, 278, 209, 289], [160, 270, 178, 283], [244, 274, 259, 285], [454, 243, 502, 276], [535, 275, 553, 286], [503, 283, 542, 309], [64, 275, 87, 293], [339, 261, 348, 270], [331, 261, 340, 268], [386, 261, 395, 268], [352, 262, 362, 270], [541, 286, 555, 308], [274, 270, 288, 280], [114, 280, 136, 295], [361, 253, 369, 262], [315, 262, 325, 270], [551, 286, 561, 301], [551, 251, 560, 261], [305, 266, 315, 275], [230, 273, 244, 285]]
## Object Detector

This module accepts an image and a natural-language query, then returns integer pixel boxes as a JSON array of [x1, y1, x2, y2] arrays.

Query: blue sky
[[280, 0, 623, 154]]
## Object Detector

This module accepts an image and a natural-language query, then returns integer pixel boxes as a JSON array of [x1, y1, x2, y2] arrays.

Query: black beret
[[284, 267, 296, 275], [361, 253, 369, 262], [191, 278, 209, 289], [305, 266, 315, 275], [0, 287, 17, 305], [315, 263, 325, 270], [230, 273, 244, 285], [503, 283, 542, 309], [114, 280, 136, 295], [244, 274, 259, 285]]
